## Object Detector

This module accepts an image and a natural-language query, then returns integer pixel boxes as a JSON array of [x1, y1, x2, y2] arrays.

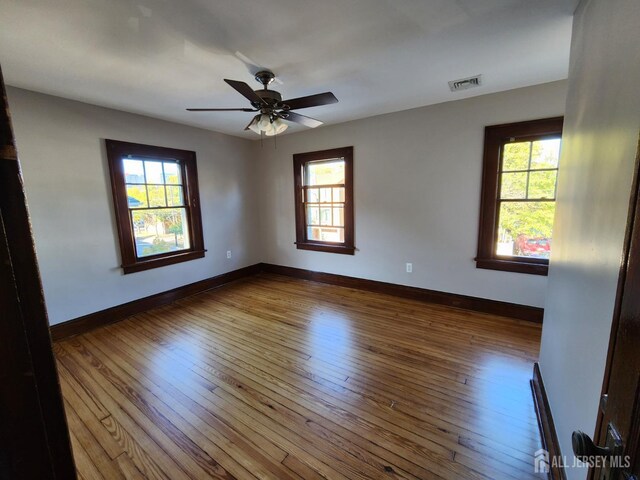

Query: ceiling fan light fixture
[[248, 113, 288, 136], [264, 117, 288, 136], [257, 114, 272, 131], [247, 114, 262, 134]]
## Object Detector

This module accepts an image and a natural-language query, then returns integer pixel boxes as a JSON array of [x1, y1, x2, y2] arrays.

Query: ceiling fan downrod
[[254, 70, 275, 89]]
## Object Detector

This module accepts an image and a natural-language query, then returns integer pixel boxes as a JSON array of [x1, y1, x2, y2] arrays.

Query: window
[[293, 147, 355, 254], [106, 139, 205, 274], [476, 117, 563, 275]]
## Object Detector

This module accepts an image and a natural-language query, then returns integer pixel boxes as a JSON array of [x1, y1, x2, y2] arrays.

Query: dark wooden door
[[0, 65, 76, 478], [587, 136, 640, 480]]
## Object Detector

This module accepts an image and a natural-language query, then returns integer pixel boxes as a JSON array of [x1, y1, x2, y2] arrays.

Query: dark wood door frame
[[0, 66, 76, 478]]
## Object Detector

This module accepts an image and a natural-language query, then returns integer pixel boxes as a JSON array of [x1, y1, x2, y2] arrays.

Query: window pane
[[531, 138, 561, 169], [333, 187, 345, 202], [320, 207, 332, 226], [496, 201, 555, 259], [307, 226, 344, 243], [166, 186, 184, 206], [306, 188, 319, 203], [321, 227, 343, 243], [144, 160, 164, 184], [163, 162, 182, 184], [131, 208, 191, 258], [307, 226, 322, 241], [333, 206, 344, 227], [502, 142, 530, 171], [320, 188, 332, 203], [528, 170, 557, 199], [305, 159, 345, 186], [123, 159, 145, 183], [147, 185, 166, 207], [126, 185, 147, 208], [306, 206, 319, 226], [500, 172, 527, 199]]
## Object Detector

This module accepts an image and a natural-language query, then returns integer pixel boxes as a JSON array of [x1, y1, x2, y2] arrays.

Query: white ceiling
[[0, 0, 578, 139]]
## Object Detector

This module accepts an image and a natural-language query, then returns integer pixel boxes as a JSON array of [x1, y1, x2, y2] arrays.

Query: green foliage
[[126, 183, 183, 209], [127, 185, 147, 207], [167, 223, 183, 246], [168, 224, 183, 235], [129, 181, 185, 243], [142, 238, 172, 256], [528, 170, 556, 198], [501, 172, 527, 199], [499, 202, 556, 239], [502, 142, 530, 171]]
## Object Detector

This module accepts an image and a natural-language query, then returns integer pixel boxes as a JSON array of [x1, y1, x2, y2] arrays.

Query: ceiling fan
[[187, 71, 338, 136]]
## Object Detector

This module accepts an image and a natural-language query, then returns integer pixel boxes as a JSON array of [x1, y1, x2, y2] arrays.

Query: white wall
[[538, 0, 640, 478], [8, 79, 568, 327], [7, 87, 260, 325], [258, 81, 567, 308]]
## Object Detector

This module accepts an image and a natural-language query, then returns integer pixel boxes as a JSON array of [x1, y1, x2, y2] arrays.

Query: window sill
[[295, 242, 355, 255], [122, 249, 206, 274], [475, 257, 548, 276]]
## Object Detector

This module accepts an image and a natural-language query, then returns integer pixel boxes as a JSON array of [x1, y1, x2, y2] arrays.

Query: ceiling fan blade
[[224, 79, 267, 105], [282, 92, 338, 110], [279, 111, 323, 128], [186, 108, 257, 112]]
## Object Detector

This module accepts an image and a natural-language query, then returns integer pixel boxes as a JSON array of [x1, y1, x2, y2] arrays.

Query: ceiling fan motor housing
[[253, 89, 282, 109]]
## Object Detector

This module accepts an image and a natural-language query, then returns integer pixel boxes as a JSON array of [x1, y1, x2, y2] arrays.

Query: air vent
[[448, 75, 482, 92]]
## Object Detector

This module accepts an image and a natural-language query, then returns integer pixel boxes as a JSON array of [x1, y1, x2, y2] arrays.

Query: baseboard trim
[[531, 362, 566, 480], [260, 263, 544, 323], [50, 264, 261, 341], [51, 262, 543, 341]]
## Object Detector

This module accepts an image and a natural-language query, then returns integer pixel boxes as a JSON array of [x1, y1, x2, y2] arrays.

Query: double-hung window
[[106, 139, 205, 274], [476, 117, 563, 275], [293, 147, 355, 254]]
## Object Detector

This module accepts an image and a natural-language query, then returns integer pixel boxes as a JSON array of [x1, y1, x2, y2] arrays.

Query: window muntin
[[123, 158, 190, 258], [303, 159, 346, 243], [496, 137, 561, 259], [476, 117, 563, 275], [106, 140, 205, 274], [293, 147, 354, 255]]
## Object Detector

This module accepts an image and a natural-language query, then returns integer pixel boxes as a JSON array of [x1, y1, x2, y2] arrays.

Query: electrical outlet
[[406, 263, 412, 273], [226, 250, 232, 259]]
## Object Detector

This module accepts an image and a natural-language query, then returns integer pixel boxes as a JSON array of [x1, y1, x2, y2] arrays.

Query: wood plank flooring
[[54, 273, 544, 480]]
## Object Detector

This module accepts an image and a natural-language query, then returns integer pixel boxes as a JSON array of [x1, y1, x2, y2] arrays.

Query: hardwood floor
[[54, 273, 544, 480]]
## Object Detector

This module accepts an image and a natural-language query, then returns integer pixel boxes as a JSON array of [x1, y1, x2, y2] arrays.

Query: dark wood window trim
[[476, 117, 564, 276], [293, 146, 355, 255], [106, 139, 205, 274]]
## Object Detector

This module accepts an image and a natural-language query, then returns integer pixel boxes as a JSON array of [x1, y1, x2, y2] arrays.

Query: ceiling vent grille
[[448, 75, 482, 92]]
